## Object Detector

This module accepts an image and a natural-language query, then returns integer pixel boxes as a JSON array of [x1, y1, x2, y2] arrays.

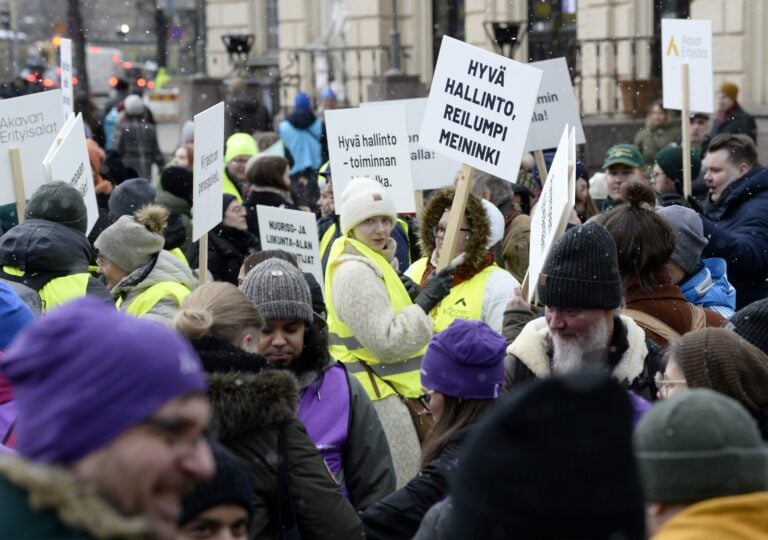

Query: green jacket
[[0, 456, 148, 539], [634, 122, 682, 173]]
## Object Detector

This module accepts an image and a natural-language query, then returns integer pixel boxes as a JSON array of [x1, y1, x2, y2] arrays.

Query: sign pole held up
[[534, 150, 549, 186], [10, 148, 25, 224], [198, 234, 208, 286], [681, 62, 692, 198], [437, 164, 474, 271]]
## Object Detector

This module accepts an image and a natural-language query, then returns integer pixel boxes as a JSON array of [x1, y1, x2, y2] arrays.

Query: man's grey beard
[[551, 316, 611, 375]]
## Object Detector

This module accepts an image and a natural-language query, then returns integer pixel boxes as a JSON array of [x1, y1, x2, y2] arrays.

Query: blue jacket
[[701, 166, 768, 309], [679, 258, 737, 318], [279, 111, 323, 174]]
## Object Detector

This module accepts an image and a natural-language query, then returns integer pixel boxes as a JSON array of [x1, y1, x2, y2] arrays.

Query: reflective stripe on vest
[[118, 281, 191, 317], [324, 236, 426, 400], [168, 247, 189, 267], [222, 174, 243, 203], [319, 223, 338, 264], [409, 256, 496, 332], [2, 266, 90, 312]]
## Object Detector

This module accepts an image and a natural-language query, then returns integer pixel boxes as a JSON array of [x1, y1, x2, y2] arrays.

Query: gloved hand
[[686, 195, 705, 214], [399, 273, 422, 301], [414, 266, 456, 313]]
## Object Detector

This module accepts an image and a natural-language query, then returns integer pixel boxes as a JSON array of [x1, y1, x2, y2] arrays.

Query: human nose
[[180, 438, 215, 481], [548, 309, 566, 330], [271, 331, 287, 347]]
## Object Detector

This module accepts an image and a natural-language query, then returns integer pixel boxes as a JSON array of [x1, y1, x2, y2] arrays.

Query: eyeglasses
[[96, 255, 110, 268], [654, 372, 687, 396], [227, 205, 247, 215], [650, 171, 664, 179], [432, 225, 471, 238], [141, 415, 213, 457]]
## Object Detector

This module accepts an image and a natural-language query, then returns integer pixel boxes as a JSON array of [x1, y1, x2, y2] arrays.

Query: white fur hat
[[481, 199, 505, 249], [339, 177, 397, 236]]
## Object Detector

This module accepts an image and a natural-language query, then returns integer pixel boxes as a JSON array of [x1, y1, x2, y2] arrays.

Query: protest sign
[[568, 125, 577, 208], [60, 38, 73, 119], [419, 35, 542, 181], [326, 105, 416, 213], [0, 90, 64, 208], [525, 57, 585, 152], [43, 114, 98, 234], [256, 205, 323, 288], [662, 19, 713, 113], [527, 126, 573, 303], [361, 98, 462, 191]]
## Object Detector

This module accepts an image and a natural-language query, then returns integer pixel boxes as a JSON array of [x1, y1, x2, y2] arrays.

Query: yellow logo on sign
[[666, 36, 680, 56]]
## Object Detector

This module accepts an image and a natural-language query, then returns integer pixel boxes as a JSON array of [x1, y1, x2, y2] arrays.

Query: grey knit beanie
[[537, 221, 623, 309], [94, 205, 167, 273], [25, 181, 88, 234], [108, 178, 156, 220], [241, 258, 313, 323], [727, 298, 768, 356], [657, 205, 708, 275], [634, 388, 768, 503]]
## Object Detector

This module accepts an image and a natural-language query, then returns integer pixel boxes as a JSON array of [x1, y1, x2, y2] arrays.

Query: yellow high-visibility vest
[[116, 281, 191, 317]]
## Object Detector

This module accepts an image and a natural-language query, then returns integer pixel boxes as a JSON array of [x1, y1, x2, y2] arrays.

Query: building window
[[432, 0, 465, 66], [651, 0, 690, 77], [266, 0, 279, 51], [527, 0, 577, 67]]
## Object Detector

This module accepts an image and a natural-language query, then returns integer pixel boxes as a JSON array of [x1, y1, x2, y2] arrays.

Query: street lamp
[[222, 34, 254, 64], [483, 21, 525, 58]]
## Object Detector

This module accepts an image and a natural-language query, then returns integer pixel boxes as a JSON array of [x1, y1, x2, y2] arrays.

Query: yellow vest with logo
[[324, 237, 426, 400], [116, 281, 191, 317], [408, 257, 496, 332], [2, 265, 90, 312]]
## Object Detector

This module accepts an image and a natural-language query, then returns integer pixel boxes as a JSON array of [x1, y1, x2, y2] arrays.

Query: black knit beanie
[[727, 298, 768, 356], [179, 443, 254, 526], [448, 371, 646, 540], [160, 166, 194, 206], [25, 181, 88, 234], [538, 221, 623, 309], [108, 178, 156, 220]]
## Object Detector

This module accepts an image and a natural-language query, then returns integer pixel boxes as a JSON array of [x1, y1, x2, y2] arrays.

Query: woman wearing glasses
[[656, 327, 768, 441], [361, 319, 506, 540], [325, 178, 455, 488]]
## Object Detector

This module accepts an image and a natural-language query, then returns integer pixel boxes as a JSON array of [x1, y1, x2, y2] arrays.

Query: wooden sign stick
[[198, 234, 208, 286], [681, 62, 692, 198], [534, 149, 549, 186], [10, 148, 25, 224], [437, 164, 474, 271]]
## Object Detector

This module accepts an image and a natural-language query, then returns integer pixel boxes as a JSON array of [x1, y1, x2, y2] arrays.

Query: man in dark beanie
[[635, 389, 768, 538], [0, 181, 112, 312], [505, 221, 663, 400], [652, 146, 701, 207]]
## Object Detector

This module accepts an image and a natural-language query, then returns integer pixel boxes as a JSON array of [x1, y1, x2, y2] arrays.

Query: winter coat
[[155, 188, 193, 253], [657, 191, 690, 208], [0, 220, 112, 311], [296, 361, 396, 510], [655, 491, 768, 540], [0, 456, 149, 539], [278, 110, 323, 174], [244, 187, 299, 242], [188, 225, 258, 285], [361, 427, 473, 540], [624, 283, 725, 348], [505, 315, 664, 401], [701, 165, 768, 309], [195, 336, 364, 540], [111, 250, 196, 326], [709, 103, 757, 142], [111, 117, 165, 179], [679, 258, 737, 318], [634, 121, 682, 170], [225, 93, 273, 136], [413, 497, 454, 540]]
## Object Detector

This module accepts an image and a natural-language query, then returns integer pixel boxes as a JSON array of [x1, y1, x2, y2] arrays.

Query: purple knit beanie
[[420, 319, 506, 399], [1, 297, 206, 464]]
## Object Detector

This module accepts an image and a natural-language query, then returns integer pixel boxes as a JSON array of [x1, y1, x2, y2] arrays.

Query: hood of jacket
[[657, 492, 768, 540], [506, 315, 648, 384], [705, 165, 768, 220], [0, 220, 93, 273], [419, 188, 490, 268], [112, 249, 196, 299], [0, 455, 148, 538], [286, 109, 318, 130], [680, 258, 736, 315], [193, 336, 300, 440]]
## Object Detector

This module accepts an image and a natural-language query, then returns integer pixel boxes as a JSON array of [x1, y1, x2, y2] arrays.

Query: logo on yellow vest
[[666, 36, 680, 56]]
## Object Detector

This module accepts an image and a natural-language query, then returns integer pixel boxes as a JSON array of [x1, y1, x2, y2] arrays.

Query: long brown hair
[[246, 156, 290, 190], [420, 396, 495, 468]]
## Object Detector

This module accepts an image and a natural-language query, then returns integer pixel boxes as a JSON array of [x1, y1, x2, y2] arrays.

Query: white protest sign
[[662, 19, 713, 113], [0, 90, 64, 205], [60, 38, 73, 119], [192, 101, 225, 241], [420, 36, 542, 181], [43, 114, 98, 234], [256, 204, 323, 289], [527, 126, 573, 303], [525, 57, 586, 152], [568, 125, 576, 208], [326, 105, 416, 213], [361, 98, 462, 190]]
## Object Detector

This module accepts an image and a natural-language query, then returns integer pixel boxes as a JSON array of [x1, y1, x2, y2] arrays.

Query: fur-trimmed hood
[[419, 188, 491, 268], [506, 315, 649, 384], [194, 337, 299, 440], [0, 455, 148, 538]]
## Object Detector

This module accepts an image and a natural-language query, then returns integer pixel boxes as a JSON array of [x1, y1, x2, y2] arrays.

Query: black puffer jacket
[[195, 337, 364, 540], [188, 225, 259, 284]]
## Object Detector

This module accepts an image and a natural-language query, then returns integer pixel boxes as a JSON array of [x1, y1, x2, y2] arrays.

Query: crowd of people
[[0, 77, 766, 539]]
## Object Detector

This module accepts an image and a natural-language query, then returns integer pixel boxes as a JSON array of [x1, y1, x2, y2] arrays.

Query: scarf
[[420, 251, 497, 287]]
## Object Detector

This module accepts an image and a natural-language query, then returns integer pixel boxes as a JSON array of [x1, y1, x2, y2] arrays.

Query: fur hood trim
[[206, 369, 299, 440], [418, 188, 490, 268], [506, 315, 648, 383], [0, 455, 147, 538]]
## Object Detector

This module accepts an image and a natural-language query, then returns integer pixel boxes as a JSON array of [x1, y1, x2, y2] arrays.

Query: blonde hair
[[174, 282, 264, 345]]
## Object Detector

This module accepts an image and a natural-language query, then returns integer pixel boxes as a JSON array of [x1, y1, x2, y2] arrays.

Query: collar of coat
[[0, 455, 148, 538], [506, 314, 648, 384]]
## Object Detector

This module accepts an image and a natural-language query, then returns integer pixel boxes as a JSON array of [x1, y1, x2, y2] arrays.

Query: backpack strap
[[689, 304, 708, 331], [623, 308, 681, 344]]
